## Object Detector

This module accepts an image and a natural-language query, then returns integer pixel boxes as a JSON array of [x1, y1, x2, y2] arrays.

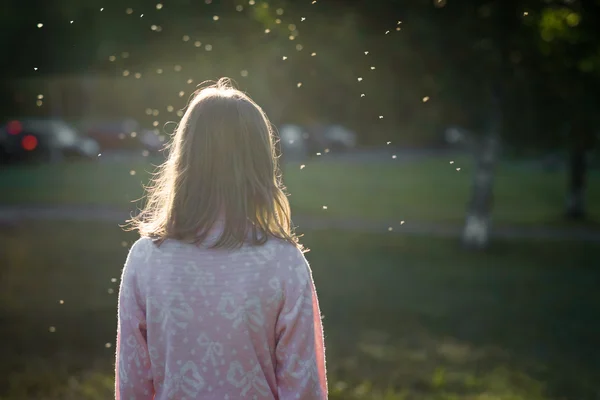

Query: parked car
[[279, 124, 357, 161], [318, 124, 358, 152], [0, 118, 99, 165], [83, 119, 163, 154], [278, 125, 307, 161]]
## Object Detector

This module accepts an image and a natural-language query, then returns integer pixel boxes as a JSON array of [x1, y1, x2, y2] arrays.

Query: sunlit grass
[[0, 155, 599, 227], [1, 222, 599, 399]]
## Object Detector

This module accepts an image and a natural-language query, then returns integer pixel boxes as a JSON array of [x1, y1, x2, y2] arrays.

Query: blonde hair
[[125, 78, 301, 250]]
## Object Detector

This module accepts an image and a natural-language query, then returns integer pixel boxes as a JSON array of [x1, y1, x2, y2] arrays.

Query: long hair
[[125, 78, 301, 250]]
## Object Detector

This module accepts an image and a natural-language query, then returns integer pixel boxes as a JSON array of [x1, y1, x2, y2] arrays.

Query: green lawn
[[0, 156, 599, 228], [1, 222, 599, 399]]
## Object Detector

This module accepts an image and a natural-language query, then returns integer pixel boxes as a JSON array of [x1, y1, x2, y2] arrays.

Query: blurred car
[[278, 125, 307, 161], [444, 125, 469, 145], [83, 119, 163, 154], [320, 124, 358, 151], [0, 118, 99, 165], [279, 124, 357, 161]]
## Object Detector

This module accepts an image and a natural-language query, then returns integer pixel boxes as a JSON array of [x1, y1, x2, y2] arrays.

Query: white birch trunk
[[462, 96, 501, 249]]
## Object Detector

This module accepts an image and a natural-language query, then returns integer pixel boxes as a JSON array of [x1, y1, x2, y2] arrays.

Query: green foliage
[[539, 7, 582, 43], [431, 367, 446, 388], [535, 3, 600, 83]]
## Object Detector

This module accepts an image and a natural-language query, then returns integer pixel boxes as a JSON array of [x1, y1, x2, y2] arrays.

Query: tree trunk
[[462, 133, 500, 249], [563, 106, 596, 220], [462, 96, 501, 250], [565, 146, 587, 220]]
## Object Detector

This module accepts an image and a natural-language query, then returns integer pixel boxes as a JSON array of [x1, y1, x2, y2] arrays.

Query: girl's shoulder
[[125, 236, 156, 264], [265, 236, 306, 260], [130, 236, 155, 253], [264, 238, 312, 280]]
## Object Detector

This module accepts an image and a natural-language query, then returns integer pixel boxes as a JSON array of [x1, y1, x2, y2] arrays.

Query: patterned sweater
[[115, 232, 327, 400]]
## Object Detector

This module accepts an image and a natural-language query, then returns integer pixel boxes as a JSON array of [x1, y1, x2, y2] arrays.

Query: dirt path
[[1, 204, 599, 242]]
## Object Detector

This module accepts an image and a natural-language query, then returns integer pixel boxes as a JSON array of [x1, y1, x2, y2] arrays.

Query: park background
[[1, 0, 600, 399]]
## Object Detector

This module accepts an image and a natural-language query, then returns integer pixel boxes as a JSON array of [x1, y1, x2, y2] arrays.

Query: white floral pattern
[[164, 360, 205, 399], [267, 277, 283, 306], [227, 361, 271, 397], [218, 292, 265, 332], [148, 289, 194, 333], [184, 262, 216, 295], [197, 333, 224, 366]]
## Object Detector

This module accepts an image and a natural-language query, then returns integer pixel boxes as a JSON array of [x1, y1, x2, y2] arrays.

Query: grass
[[0, 155, 599, 227], [1, 222, 599, 399]]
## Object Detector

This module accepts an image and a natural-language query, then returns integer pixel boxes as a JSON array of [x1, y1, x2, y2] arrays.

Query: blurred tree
[[408, 0, 521, 249], [530, 1, 600, 219], [414, 0, 600, 248]]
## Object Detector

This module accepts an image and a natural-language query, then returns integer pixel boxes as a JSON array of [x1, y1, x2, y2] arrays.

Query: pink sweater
[[115, 232, 327, 400]]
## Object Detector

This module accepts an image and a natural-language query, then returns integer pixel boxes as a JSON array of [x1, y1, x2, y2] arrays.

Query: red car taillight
[[21, 135, 38, 151], [7, 120, 22, 135]]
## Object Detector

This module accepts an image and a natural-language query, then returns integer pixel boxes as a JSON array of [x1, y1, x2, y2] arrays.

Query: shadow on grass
[[1, 222, 599, 399]]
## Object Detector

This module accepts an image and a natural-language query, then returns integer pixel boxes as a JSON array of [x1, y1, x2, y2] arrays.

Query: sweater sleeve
[[275, 249, 327, 400], [115, 239, 154, 400]]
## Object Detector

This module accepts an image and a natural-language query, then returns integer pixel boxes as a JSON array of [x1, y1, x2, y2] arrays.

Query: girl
[[116, 78, 327, 399]]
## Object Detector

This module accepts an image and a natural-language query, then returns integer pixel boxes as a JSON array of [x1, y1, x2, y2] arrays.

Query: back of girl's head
[[127, 78, 300, 249]]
